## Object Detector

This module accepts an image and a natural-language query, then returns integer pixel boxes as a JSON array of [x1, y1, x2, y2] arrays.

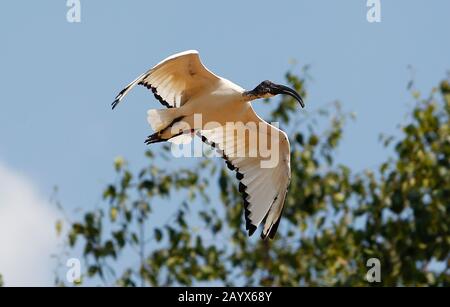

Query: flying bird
[[112, 50, 304, 239]]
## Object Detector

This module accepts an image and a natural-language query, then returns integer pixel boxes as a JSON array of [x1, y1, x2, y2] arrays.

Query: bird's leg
[[145, 113, 198, 146], [145, 129, 195, 145], [145, 121, 180, 145], [144, 132, 165, 145]]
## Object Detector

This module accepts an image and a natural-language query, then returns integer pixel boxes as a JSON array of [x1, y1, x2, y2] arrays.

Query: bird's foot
[[144, 132, 164, 145]]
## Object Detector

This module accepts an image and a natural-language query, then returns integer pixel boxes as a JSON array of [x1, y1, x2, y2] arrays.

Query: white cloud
[[0, 161, 59, 286]]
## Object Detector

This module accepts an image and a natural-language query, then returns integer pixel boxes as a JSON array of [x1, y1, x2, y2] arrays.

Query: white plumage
[[113, 50, 304, 239]]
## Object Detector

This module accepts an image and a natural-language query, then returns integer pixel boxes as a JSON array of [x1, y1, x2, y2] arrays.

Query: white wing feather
[[200, 111, 291, 239], [112, 50, 220, 109]]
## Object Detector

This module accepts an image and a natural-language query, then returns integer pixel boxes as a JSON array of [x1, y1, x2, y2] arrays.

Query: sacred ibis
[[112, 50, 304, 239]]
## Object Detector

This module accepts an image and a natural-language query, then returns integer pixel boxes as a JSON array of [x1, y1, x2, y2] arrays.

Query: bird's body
[[160, 80, 247, 130], [113, 50, 304, 239]]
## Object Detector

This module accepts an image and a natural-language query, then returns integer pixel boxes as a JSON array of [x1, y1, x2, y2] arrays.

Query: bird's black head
[[244, 80, 304, 108]]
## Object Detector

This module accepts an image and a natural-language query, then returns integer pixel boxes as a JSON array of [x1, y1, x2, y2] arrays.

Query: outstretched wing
[[112, 50, 221, 109], [200, 112, 291, 239]]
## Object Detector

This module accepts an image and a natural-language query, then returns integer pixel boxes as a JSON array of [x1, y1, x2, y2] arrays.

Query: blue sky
[[1, 1, 449, 285]]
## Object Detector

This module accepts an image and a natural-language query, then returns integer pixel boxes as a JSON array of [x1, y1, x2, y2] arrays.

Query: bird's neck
[[242, 88, 260, 101], [242, 90, 269, 102]]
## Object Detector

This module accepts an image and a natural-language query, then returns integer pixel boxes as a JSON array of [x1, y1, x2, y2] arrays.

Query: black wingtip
[[236, 172, 244, 180], [248, 224, 257, 237], [112, 87, 127, 110], [260, 229, 273, 240], [260, 213, 282, 240], [111, 98, 120, 110], [267, 218, 281, 239]]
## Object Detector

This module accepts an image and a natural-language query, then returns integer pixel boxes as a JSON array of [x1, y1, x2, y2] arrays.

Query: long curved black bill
[[275, 84, 305, 108]]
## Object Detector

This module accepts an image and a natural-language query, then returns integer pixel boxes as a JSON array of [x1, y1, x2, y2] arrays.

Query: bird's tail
[[147, 108, 181, 132]]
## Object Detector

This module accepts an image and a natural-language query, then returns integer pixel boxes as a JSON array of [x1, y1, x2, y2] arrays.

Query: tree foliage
[[58, 71, 450, 286]]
